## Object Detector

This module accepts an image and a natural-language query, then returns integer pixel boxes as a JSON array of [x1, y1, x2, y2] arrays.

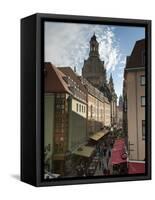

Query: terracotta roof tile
[[44, 62, 71, 94], [58, 67, 87, 93]]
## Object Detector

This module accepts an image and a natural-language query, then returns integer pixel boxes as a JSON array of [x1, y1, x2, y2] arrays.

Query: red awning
[[111, 139, 127, 165], [128, 161, 145, 174]]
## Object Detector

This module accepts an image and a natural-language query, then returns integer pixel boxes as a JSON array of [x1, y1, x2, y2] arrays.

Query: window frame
[[140, 75, 145, 86]]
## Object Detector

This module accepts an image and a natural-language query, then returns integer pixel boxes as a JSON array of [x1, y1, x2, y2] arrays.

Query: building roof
[[44, 62, 71, 94], [126, 39, 145, 69], [45, 63, 87, 103], [58, 67, 87, 94], [80, 76, 110, 104]]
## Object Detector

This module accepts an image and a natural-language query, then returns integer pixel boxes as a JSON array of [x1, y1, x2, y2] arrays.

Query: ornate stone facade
[[82, 34, 107, 89], [82, 34, 117, 126]]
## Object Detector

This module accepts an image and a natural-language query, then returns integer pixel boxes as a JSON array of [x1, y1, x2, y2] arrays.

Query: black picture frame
[[21, 13, 151, 187]]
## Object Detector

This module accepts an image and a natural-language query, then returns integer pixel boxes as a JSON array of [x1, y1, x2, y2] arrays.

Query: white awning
[[89, 130, 109, 141], [73, 145, 95, 157]]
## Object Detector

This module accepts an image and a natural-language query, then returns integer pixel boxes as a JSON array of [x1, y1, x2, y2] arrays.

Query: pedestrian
[[102, 161, 104, 173], [107, 169, 110, 175], [108, 150, 111, 158], [103, 168, 107, 175], [99, 158, 102, 170], [103, 148, 107, 157]]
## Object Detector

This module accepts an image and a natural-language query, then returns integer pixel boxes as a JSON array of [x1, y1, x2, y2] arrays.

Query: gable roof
[[126, 39, 145, 69], [44, 62, 71, 94], [58, 67, 87, 94]]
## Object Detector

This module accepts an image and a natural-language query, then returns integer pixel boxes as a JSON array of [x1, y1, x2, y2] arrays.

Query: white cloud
[[45, 22, 122, 75]]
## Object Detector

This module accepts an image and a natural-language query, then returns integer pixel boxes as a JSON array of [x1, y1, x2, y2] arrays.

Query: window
[[79, 104, 81, 112], [76, 103, 78, 112], [141, 96, 145, 106], [82, 105, 83, 112], [100, 109, 103, 118], [142, 120, 145, 140], [140, 75, 145, 86], [90, 105, 93, 118]]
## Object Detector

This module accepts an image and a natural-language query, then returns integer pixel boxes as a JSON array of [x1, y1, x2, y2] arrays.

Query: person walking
[[102, 160, 104, 174], [108, 149, 111, 158], [103, 168, 107, 176], [98, 158, 102, 170], [103, 148, 107, 157]]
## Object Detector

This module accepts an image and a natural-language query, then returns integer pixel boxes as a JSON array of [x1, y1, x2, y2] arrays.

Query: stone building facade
[[80, 77, 111, 135], [117, 95, 123, 129], [82, 34, 117, 127], [82, 34, 106, 89]]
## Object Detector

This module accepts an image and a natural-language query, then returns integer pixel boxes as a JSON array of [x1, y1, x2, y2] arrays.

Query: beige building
[[117, 95, 123, 129], [104, 99, 111, 127], [123, 39, 145, 161], [80, 77, 111, 136], [117, 106, 123, 128]]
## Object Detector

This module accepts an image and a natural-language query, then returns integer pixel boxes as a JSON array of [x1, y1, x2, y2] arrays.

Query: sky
[[44, 22, 145, 98]]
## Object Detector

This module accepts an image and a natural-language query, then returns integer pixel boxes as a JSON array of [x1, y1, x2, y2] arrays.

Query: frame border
[[21, 13, 151, 187]]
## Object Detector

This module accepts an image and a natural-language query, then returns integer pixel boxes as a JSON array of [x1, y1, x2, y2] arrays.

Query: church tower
[[109, 73, 114, 92], [107, 73, 117, 125], [89, 33, 99, 57], [82, 33, 107, 89]]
